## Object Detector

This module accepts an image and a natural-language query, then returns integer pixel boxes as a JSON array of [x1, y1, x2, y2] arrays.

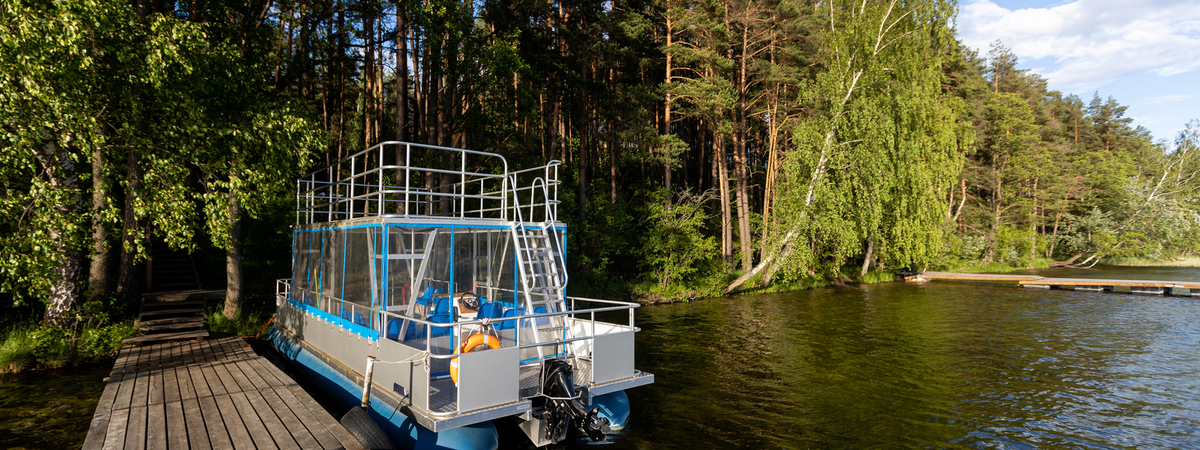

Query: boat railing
[[275, 278, 641, 417], [296, 141, 562, 225]]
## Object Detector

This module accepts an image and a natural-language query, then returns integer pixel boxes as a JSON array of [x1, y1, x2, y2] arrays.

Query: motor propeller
[[541, 359, 612, 442]]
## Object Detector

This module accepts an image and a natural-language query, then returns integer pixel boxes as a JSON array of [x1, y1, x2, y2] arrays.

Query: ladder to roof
[[509, 178, 569, 359]]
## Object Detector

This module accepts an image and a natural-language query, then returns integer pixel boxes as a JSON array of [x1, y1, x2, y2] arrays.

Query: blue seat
[[340, 309, 352, 321], [386, 318, 402, 341], [427, 314, 453, 338], [478, 302, 504, 320], [416, 286, 440, 304], [353, 312, 368, 327], [433, 297, 452, 316], [403, 319, 424, 341], [496, 307, 525, 330]]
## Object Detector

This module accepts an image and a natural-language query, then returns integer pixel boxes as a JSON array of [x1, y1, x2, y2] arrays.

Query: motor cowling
[[541, 359, 611, 442]]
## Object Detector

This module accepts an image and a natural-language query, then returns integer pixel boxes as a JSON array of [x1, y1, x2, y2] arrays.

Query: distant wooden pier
[[83, 337, 364, 450], [912, 272, 1200, 296]]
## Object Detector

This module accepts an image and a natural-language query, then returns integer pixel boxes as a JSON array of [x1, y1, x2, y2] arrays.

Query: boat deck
[[83, 337, 364, 450]]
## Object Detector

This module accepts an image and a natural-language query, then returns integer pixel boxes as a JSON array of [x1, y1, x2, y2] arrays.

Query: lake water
[[595, 266, 1200, 449], [5, 267, 1199, 449]]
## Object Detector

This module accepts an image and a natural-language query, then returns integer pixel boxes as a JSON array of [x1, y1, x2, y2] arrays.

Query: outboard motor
[[541, 359, 611, 442]]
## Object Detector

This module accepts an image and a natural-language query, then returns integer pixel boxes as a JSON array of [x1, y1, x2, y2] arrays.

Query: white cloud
[[1141, 94, 1191, 105], [957, 0, 1200, 93]]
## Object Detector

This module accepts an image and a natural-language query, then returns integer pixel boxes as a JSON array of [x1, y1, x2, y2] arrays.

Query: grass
[[0, 320, 135, 373], [1103, 255, 1200, 267], [944, 258, 1053, 274], [860, 269, 896, 284], [205, 307, 271, 338]]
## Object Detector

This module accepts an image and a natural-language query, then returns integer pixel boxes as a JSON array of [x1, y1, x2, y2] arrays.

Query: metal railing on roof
[[296, 141, 562, 225]]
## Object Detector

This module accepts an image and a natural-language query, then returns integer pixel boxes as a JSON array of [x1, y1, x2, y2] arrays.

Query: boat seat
[[415, 286, 443, 304], [533, 305, 549, 326], [386, 318, 402, 341], [352, 312, 368, 327], [478, 302, 504, 321], [433, 297, 452, 316], [427, 314, 453, 338], [496, 307, 525, 330], [340, 309, 352, 322]]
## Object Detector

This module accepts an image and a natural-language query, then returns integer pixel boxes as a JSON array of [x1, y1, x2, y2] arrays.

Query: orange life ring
[[449, 333, 502, 385]]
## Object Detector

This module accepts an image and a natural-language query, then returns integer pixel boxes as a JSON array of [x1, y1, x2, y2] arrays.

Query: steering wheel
[[459, 292, 481, 310]]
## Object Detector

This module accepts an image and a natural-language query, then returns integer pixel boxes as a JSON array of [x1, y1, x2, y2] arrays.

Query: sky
[[955, 0, 1200, 146]]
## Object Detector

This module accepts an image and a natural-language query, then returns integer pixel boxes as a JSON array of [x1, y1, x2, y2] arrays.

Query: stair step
[[139, 307, 204, 318], [537, 326, 567, 332], [122, 330, 208, 344], [143, 300, 204, 310], [139, 315, 205, 326], [139, 320, 205, 331]]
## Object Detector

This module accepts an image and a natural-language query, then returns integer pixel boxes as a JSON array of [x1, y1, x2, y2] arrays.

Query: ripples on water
[[0, 365, 108, 448], [596, 267, 1200, 449], [4, 268, 1199, 449]]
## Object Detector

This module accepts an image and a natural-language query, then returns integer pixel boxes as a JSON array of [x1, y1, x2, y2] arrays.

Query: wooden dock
[[914, 272, 1200, 296], [912, 272, 1046, 282], [83, 337, 365, 450]]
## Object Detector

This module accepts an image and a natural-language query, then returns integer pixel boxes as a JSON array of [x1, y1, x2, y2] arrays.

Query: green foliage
[[0, 320, 134, 373], [205, 307, 269, 338], [642, 189, 720, 291], [772, 0, 964, 280]]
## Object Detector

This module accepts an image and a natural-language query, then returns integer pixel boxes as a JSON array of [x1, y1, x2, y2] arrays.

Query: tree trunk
[[224, 190, 242, 320], [88, 146, 110, 301], [39, 136, 84, 327], [396, 5, 407, 142], [716, 134, 733, 265], [116, 145, 143, 306], [735, 21, 752, 272], [860, 237, 875, 277]]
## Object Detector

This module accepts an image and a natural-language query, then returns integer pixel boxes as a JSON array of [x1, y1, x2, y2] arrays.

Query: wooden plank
[[273, 385, 343, 450], [148, 367, 164, 406], [222, 358, 256, 393], [162, 360, 180, 403], [198, 395, 233, 449], [247, 354, 297, 386], [214, 394, 255, 450], [188, 361, 212, 399], [123, 405, 147, 450], [920, 271, 1045, 281], [175, 366, 197, 400], [233, 359, 271, 390], [138, 307, 204, 317], [286, 384, 364, 450], [138, 316, 205, 327], [101, 408, 129, 450], [230, 392, 278, 450], [260, 385, 320, 449], [212, 362, 245, 396], [244, 390, 301, 450], [139, 321, 205, 332], [145, 402, 166, 450], [112, 365, 137, 411], [130, 369, 150, 408], [122, 330, 209, 344], [181, 397, 211, 450], [201, 362, 227, 397], [1019, 277, 1200, 288], [164, 401, 188, 450], [141, 300, 205, 309], [83, 371, 124, 450]]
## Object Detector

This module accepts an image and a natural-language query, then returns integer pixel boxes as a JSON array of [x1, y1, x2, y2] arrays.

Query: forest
[[2, 0, 1200, 334]]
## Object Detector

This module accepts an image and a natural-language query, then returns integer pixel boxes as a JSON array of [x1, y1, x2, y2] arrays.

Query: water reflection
[[592, 268, 1200, 449]]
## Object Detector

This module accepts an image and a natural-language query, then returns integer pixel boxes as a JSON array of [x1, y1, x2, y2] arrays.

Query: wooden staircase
[[123, 243, 220, 345]]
